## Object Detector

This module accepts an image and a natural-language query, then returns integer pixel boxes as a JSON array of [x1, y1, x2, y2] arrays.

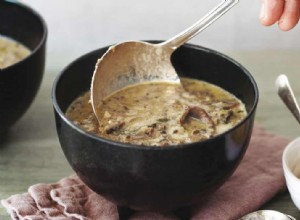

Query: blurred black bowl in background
[[0, 1, 47, 134]]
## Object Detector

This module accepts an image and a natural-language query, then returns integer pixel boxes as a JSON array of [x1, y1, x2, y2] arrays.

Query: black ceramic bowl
[[0, 1, 47, 133], [53, 42, 258, 213]]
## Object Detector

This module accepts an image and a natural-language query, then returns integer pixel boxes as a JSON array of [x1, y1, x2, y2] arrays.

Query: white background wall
[[22, 0, 300, 67]]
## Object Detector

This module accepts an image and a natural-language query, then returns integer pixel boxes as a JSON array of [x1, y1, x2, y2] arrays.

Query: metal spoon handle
[[276, 74, 300, 124], [161, 0, 239, 50]]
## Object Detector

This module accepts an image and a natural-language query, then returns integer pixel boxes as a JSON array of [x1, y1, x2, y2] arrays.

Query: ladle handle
[[276, 74, 300, 124], [161, 0, 239, 50]]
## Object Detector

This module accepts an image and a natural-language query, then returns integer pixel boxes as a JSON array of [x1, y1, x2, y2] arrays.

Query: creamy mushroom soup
[[0, 35, 31, 69], [66, 78, 247, 146]]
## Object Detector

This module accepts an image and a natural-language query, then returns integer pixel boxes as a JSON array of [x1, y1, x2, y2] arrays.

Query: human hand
[[260, 0, 300, 31]]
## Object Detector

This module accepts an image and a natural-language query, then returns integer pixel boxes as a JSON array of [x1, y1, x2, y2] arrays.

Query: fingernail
[[260, 3, 266, 20], [278, 19, 291, 31]]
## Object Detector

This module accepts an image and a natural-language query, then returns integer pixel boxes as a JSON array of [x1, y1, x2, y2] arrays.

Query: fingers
[[279, 0, 300, 31], [260, 0, 285, 26], [260, 0, 300, 31]]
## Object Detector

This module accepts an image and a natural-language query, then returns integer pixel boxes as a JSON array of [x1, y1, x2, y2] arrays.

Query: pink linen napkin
[[1, 124, 289, 220]]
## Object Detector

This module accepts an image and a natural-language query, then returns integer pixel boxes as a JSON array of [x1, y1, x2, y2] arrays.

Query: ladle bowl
[[91, 0, 239, 121]]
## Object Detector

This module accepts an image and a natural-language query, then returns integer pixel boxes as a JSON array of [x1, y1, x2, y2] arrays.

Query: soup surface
[[0, 35, 31, 69], [66, 78, 247, 146]]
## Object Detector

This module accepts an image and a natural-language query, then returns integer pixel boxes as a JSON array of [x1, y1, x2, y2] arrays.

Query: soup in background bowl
[[52, 42, 258, 212], [0, 35, 31, 69]]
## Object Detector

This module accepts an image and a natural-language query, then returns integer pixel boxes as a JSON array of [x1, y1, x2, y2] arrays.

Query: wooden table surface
[[1, 50, 300, 219]]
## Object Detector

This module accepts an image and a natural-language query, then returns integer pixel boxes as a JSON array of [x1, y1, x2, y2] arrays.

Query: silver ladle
[[276, 74, 300, 124], [239, 210, 295, 220], [91, 0, 239, 121]]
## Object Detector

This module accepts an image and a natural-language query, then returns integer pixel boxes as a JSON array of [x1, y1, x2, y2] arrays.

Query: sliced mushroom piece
[[102, 121, 125, 134], [179, 106, 216, 138], [180, 107, 214, 125]]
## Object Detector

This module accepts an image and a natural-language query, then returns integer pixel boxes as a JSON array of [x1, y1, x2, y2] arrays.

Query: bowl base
[[117, 205, 191, 220], [0, 130, 9, 145]]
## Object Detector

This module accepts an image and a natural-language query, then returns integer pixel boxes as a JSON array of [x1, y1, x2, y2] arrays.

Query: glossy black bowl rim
[[52, 42, 259, 151], [0, 0, 48, 71]]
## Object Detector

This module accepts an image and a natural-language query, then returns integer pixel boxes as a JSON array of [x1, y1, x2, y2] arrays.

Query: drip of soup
[[0, 35, 31, 69], [66, 78, 247, 146]]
